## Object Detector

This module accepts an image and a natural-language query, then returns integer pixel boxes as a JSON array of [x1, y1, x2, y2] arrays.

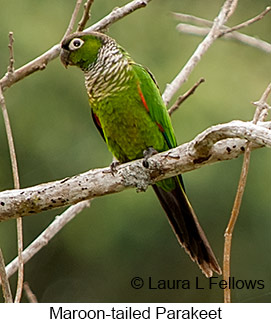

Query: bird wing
[[132, 63, 177, 150]]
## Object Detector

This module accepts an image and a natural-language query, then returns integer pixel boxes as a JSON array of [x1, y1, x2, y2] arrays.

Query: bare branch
[[252, 84, 271, 123], [85, 0, 150, 33], [163, 0, 238, 106], [168, 77, 205, 116], [168, 0, 271, 105], [0, 89, 20, 189], [0, 44, 61, 91], [223, 141, 251, 303], [175, 8, 271, 54], [7, 32, 15, 75], [223, 83, 271, 303], [173, 12, 214, 27], [177, 23, 271, 53], [0, 120, 271, 221], [23, 282, 38, 303], [0, 0, 152, 91], [62, 0, 83, 41], [0, 248, 13, 302], [220, 6, 271, 37], [77, 0, 95, 32], [0, 86, 24, 303], [5, 201, 91, 279], [14, 217, 24, 303]]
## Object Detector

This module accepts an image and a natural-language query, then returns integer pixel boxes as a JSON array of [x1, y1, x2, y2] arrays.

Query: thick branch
[[0, 120, 271, 221]]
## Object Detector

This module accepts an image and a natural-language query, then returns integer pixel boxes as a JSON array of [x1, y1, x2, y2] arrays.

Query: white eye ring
[[69, 38, 84, 50]]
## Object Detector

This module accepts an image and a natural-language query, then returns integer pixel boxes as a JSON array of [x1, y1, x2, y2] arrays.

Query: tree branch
[[0, 120, 271, 221], [163, 0, 238, 106], [85, 0, 150, 33], [0, 80, 23, 302], [174, 10, 271, 54], [177, 24, 271, 53], [62, 0, 83, 41], [5, 200, 91, 280], [168, 77, 205, 116], [0, 0, 152, 91], [7, 32, 15, 75], [23, 282, 38, 303], [77, 0, 95, 32], [220, 6, 271, 37], [0, 248, 13, 302], [223, 84, 271, 303]]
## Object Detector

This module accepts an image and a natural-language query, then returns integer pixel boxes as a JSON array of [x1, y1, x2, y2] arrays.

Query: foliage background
[[0, 0, 271, 302]]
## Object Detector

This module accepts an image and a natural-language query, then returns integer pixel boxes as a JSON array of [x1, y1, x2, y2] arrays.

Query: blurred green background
[[1, 0, 271, 303]]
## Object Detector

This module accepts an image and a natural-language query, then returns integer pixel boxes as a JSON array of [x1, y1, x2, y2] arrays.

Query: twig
[[1, 120, 271, 220], [5, 201, 91, 279], [168, 77, 205, 116], [0, 248, 13, 302], [85, 0, 150, 33], [220, 6, 271, 37], [0, 85, 24, 302], [0, 0, 152, 91], [62, 0, 83, 41], [162, 0, 239, 106], [7, 32, 15, 75], [23, 282, 38, 303], [77, 0, 95, 32], [175, 9, 271, 54], [14, 217, 23, 303], [0, 78, 19, 190], [177, 24, 271, 53], [173, 12, 214, 27], [3, 34, 24, 303], [223, 83, 271, 303], [86, 0, 149, 32], [223, 143, 251, 303]]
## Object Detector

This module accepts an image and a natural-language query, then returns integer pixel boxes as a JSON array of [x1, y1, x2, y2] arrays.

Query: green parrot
[[60, 31, 221, 277]]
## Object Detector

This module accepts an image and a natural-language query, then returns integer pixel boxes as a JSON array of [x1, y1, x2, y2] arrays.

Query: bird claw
[[110, 160, 121, 175], [143, 147, 158, 168]]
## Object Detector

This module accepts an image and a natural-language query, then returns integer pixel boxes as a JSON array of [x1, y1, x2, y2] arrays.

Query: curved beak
[[60, 49, 70, 68]]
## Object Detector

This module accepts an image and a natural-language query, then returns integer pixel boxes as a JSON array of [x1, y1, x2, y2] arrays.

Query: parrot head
[[60, 32, 106, 70]]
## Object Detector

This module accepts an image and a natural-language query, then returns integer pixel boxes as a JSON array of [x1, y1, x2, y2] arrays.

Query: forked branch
[[0, 0, 152, 91]]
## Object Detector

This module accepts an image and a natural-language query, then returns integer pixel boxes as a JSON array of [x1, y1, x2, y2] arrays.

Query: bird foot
[[110, 160, 121, 175], [143, 147, 158, 168]]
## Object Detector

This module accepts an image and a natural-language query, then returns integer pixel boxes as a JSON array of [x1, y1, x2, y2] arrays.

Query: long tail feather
[[153, 177, 221, 277]]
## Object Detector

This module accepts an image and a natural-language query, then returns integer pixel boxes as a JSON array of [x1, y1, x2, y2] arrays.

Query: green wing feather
[[132, 63, 177, 149], [132, 63, 183, 191], [131, 63, 221, 276]]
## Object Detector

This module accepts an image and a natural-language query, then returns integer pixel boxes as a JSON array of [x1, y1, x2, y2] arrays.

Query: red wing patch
[[137, 83, 149, 113], [93, 112, 101, 128], [156, 122, 165, 133], [137, 83, 165, 134], [91, 110, 105, 141]]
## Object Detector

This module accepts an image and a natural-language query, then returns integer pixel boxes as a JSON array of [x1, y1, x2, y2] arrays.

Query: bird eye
[[69, 38, 84, 50]]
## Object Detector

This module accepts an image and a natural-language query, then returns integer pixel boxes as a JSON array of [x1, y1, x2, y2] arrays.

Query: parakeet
[[60, 31, 221, 277]]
